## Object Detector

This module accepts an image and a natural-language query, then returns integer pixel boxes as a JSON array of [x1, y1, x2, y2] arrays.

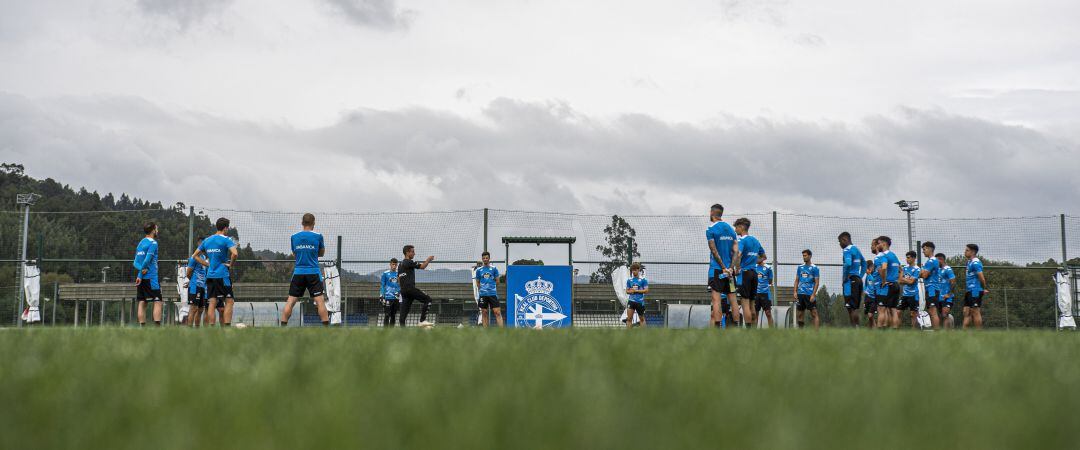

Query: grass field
[[1, 328, 1078, 450]]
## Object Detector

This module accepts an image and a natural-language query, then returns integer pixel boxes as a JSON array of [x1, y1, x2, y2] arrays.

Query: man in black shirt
[[398, 244, 435, 327]]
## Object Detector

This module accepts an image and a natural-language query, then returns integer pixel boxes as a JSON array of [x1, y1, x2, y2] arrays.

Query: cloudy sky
[[1, 0, 1078, 217]]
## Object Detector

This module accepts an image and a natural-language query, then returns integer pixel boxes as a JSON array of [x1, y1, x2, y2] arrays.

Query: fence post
[[51, 282, 58, 326], [1003, 288, 1009, 329], [483, 208, 489, 253], [627, 237, 635, 266], [1061, 214, 1068, 265], [337, 235, 344, 327], [188, 206, 195, 256], [772, 211, 778, 307]]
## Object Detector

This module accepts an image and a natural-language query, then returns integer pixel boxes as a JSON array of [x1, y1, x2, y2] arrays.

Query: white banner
[[323, 265, 342, 325], [21, 264, 41, 323], [1056, 271, 1075, 329]]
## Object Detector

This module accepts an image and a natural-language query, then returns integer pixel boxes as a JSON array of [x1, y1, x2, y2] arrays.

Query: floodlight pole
[[16, 193, 40, 328]]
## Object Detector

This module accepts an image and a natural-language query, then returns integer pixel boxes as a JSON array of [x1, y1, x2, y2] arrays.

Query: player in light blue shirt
[[624, 263, 649, 329], [281, 213, 329, 327], [864, 259, 880, 329], [838, 232, 866, 327], [919, 241, 942, 329], [936, 253, 957, 329], [753, 253, 774, 327], [734, 217, 764, 328], [874, 236, 903, 329], [963, 244, 988, 329], [706, 204, 739, 328], [380, 258, 401, 327], [899, 251, 921, 329], [475, 251, 503, 327], [193, 217, 239, 327], [133, 221, 161, 326], [793, 249, 821, 329], [184, 236, 209, 327]]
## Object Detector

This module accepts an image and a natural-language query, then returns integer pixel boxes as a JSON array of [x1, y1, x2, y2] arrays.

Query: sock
[[280, 321, 288, 327], [154, 321, 161, 326], [322, 321, 330, 326], [222, 322, 230, 327], [139, 322, 145, 327]]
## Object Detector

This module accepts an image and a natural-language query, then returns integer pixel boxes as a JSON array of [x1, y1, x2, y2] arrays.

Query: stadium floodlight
[[16, 193, 42, 327], [101, 267, 111, 284], [895, 200, 919, 252]]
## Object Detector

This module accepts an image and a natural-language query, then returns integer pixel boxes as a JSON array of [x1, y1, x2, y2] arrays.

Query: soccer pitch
[[2, 328, 1077, 450]]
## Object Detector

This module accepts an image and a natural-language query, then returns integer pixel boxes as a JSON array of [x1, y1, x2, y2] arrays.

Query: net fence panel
[[1067, 216, 1080, 264]]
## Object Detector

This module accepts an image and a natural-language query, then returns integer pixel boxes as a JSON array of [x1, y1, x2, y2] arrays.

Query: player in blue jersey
[[875, 236, 902, 328], [133, 221, 162, 327], [963, 244, 988, 329], [734, 217, 763, 328], [475, 251, 504, 327], [184, 236, 209, 327], [624, 263, 649, 329], [864, 259, 879, 329], [899, 251, 921, 329], [280, 214, 329, 327], [380, 258, 401, 327], [919, 242, 941, 329], [793, 249, 821, 329], [936, 253, 957, 329], [753, 253, 773, 327], [706, 204, 740, 328], [193, 217, 239, 327], [838, 232, 865, 327]]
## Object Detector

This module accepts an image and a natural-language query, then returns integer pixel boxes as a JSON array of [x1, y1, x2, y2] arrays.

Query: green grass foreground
[[1, 327, 1078, 450]]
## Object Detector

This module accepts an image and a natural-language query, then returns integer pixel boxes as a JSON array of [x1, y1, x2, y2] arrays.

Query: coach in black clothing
[[398, 245, 435, 327]]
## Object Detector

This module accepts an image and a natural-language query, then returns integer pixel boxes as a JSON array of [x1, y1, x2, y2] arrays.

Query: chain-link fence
[[3, 206, 1077, 328]]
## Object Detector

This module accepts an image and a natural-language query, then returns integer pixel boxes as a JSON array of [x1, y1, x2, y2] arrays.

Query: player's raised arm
[[420, 255, 434, 270]]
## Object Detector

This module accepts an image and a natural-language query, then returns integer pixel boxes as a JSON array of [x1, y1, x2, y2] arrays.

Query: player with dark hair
[[874, 236, 902, 328], [919, 241, 941, 329], [734, 217, 763, 328], [193, 217, 238, 327], [184, 236, 209, 327], [706, 204, 740, 328], [280, 213, 329, 327], [899, 250, 921, 328], [936, 253, 957, 329], [133, 221, 162, 327], [399, 245, 435, 327], [963, 244, 988, 329], [793, 249, 820, 329], [380, 258, 401, 327], [624, 262, 649, 329], [753, 253, 773, 327], [476, 251, 503, 327], [838, 232, 865, 327]]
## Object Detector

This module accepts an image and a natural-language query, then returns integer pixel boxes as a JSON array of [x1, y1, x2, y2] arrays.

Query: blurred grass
[[1, 328, 1079, 450]]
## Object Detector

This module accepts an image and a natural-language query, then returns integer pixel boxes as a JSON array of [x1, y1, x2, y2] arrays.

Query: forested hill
[[0, 163, 287, 284]]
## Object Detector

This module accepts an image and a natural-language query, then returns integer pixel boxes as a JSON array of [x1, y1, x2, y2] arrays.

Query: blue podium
[[506, 265, 573, 328]]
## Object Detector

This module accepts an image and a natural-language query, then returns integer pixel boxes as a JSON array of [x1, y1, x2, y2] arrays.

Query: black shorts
[[924, 291, 940, 309], [737, 270, 758, 299], [898, 295, 918, 311], [708, 269, 736, 295], [137, 279, 162, 302], [627, 301, 645, 315], [864, 297, 878, 315], [288, 274, 325, 298], [188, 287, 207, 308], [754, 293, 772, 311], [963, 291, 984, 308], [796, 294, 816, 311], [206, 278, 234, 301], [879, 284, 900, 308], [401, 287, 432, 304], [844, 276, 863, 310], [478, 295, 500, 309]]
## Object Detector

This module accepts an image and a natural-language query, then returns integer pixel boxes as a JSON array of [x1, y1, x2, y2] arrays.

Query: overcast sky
[[1, 0, 1078, 217]]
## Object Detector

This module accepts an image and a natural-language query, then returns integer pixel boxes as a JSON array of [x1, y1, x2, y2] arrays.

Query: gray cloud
[[1, 92, 1078, 218], [136, 0, 234, 31], [321, 0, 413, 30]]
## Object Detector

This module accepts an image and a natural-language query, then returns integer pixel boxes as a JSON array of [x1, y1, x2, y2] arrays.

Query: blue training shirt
[[966, 258, 985, 294], [877, 250, 901, 283], [796, 264, 819, 296], [706, 221, 738, 278], [902, 265, 920, 297], [133, 237, 160, 289], [198, 234, 236, 279], [627, 277, 648, 304], [380, 270, 400, 300], [291, 230, 325, 276], [476, 265, 500, 297], [738, 235, 763, 273], [921, 257, 940, 294], [842, 245, 866, 280], [865, 269, 880, 298], [755, 264, 772, 298], [186, 257, 207, 294], [939, 266, 956, 297]]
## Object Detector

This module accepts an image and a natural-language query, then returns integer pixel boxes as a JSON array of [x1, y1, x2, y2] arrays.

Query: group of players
[[133, 206, 989, 330], [695, 203, 989, 331]]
